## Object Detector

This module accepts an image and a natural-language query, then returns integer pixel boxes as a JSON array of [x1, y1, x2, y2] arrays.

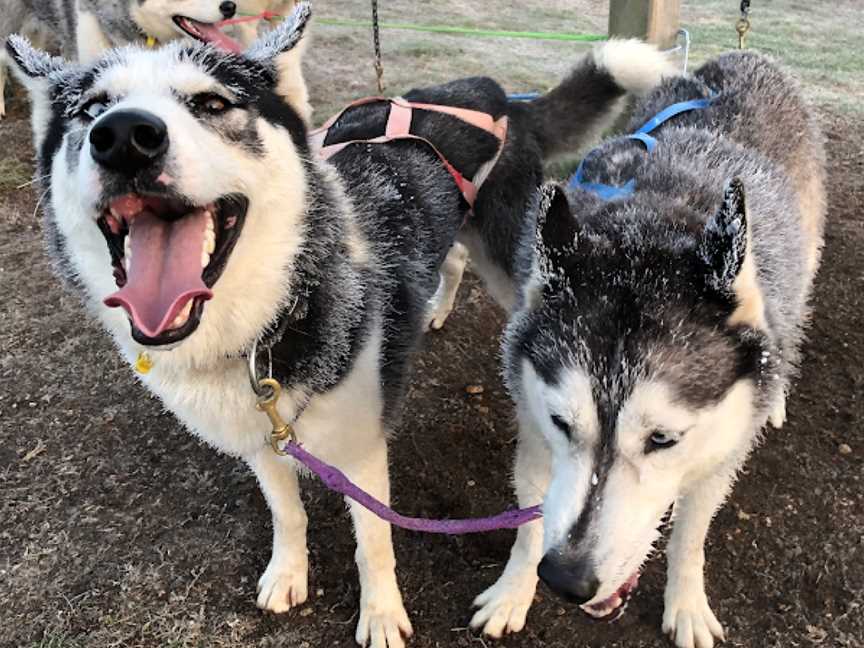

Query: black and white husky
[[0, 0, 295, 118], [469, 52, 825, 648], [6, 4, 671, 644]]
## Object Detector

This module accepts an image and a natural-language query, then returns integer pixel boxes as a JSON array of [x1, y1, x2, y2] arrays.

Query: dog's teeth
[[201, 251, 210, 268], [170, 301, 194, 329]]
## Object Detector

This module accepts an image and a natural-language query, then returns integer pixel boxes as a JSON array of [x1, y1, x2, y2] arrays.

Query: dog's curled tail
[[530, 39, 676, 158]]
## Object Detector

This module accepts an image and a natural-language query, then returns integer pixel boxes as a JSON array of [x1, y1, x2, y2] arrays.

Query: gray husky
[[469, 52, 825, 648], [0, 0, 295, 118], [5, 2, 670, 644]]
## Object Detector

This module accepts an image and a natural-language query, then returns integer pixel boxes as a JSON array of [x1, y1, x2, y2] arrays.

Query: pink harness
[[309, 96, 508, 208]]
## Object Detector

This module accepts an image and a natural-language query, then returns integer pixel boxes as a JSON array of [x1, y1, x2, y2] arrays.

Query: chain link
[[371, 0, 385, 92], [736, 0, 752, 49]]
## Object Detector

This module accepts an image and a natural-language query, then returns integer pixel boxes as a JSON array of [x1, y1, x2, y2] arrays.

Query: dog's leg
[[426, 242, 469, 331], [768, 388, 787, 429], [343, 433, 412, 647], [247, 445, 309, 613], [663, 470, 733, 648], [471, 413, 551, 637]]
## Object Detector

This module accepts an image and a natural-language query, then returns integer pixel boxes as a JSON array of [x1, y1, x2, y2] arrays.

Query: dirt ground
[[1, 4, 863, 648]]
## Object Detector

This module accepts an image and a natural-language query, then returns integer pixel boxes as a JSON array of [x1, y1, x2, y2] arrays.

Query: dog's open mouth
[[580, 571, 640, 621], [172, 16, 243, 53], [99, 193, 247, 346]]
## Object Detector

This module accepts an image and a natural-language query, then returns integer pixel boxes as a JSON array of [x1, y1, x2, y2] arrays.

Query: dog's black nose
[[89, 109, 169, 175], [538, 552, 599, 604], [219, 1, 237, 18]]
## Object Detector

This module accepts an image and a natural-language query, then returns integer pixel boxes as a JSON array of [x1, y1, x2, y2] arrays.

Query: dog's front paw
[[768, 394, 787, 429], [355, 593, 413, 647], [662, 585, 724, 648], [425, 286, 455, 331], [470, 573, 537, 638], [256, 555, 309, 613]]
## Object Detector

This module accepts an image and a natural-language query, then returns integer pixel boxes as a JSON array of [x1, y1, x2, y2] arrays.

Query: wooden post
[[608, 0, 681, 48]]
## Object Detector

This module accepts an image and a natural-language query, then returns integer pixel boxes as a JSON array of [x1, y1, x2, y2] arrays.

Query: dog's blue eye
[[550, 415, 572, 439], [648, 431, 678, 451], [81, 97, 110, 121]]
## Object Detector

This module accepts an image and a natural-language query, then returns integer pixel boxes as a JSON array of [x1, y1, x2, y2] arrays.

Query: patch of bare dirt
[[0, 83, 861, 648]]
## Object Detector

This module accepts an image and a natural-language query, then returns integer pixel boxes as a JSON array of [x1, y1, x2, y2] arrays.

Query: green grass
[[681, 0, 863, 113]]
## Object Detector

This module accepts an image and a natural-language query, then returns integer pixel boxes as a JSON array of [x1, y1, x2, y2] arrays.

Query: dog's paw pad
[[256, 560, 309, 614], [355, 600, 413, 647], [663, 593, 724, 648], [470, 577, 536, 638]]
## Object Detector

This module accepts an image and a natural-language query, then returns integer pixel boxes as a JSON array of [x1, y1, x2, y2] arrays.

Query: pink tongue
[[182, 18, 243, 53], [104, 210, 213, 339]]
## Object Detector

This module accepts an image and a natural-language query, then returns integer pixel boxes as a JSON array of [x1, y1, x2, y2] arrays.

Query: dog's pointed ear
[[245, 2, 312, 123], [5, 34, 68, 89], [535, 183, 578, 295], [538, 183, 578, 265], [5, 35, 73, 147], [699, 178, 767, 330]]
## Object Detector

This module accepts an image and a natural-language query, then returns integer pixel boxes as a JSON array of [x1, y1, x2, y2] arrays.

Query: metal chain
[[371, 0, 385, 92], [736, 0, 752, 49]]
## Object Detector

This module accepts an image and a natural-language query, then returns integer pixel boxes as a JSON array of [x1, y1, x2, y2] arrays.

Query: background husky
[[471, 52, 825, 648], [0, 0, 294, 118], [5, 3, 670, 646]]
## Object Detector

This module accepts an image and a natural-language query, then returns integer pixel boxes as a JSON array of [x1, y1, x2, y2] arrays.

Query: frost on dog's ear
[[5, 35, 73, 147], [245, 2, 312, 123], [699, 178, 767, 330], [538, 183, 578, 262], [5, 34, 68, 91], [536, 183, 578, 292]]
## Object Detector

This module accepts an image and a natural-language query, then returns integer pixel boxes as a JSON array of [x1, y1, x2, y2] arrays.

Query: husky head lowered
[[6, 3, 312, 356], [506, 179, 787, 618]]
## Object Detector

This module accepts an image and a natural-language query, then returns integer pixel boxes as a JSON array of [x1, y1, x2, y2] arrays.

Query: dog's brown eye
[[194, 93, 232, 115]]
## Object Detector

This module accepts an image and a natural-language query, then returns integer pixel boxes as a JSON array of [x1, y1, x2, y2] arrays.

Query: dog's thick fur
[[6, 4, 673, 644], [0, 0, 295, 118], [471, 52, 825, 648]]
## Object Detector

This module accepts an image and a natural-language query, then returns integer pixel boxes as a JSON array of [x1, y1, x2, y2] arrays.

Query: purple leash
[[250, 345, 543, 534], [283, 440, 543, 534]]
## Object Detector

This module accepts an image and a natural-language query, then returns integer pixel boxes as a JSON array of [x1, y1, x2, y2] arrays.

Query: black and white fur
[[472, 52, 826, 648], [6, 4, 672, 645], [0, 0, 296, 118]]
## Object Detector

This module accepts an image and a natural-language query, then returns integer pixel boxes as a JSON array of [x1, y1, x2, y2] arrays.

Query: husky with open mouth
[[6, 3, 672, 644], [0, 0, 294, 118], [471, 52, 825, 647]]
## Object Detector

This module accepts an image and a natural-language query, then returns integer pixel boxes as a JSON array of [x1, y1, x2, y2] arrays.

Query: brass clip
[[736, 17, 751, 49], [256, 377, 296, 455]]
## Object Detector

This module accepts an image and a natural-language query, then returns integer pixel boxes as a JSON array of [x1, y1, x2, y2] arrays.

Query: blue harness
[[568, 96, 714, 200]]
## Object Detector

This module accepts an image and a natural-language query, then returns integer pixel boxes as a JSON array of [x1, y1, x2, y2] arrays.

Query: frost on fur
[[5, 34, 68, 81], [700, 178, 748, 293], [592, 38, 676, 95]]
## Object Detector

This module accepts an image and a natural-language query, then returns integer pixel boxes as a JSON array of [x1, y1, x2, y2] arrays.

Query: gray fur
[[497, 52, 826, 640], [508, 51, 824, 413]]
